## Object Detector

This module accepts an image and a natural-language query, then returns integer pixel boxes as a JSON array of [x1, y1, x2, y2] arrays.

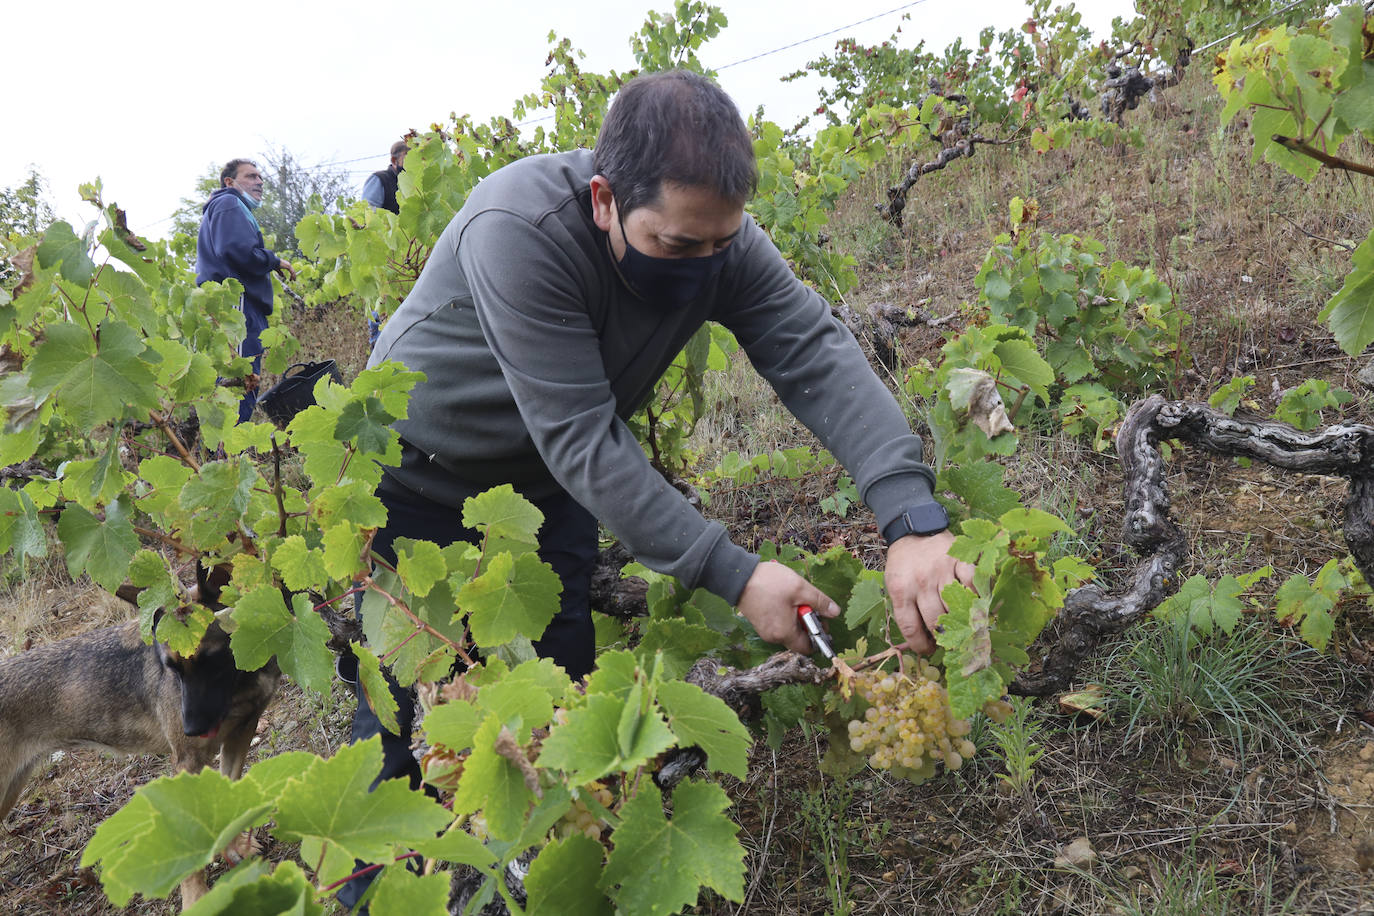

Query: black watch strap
[[881, 502, 950, 545]]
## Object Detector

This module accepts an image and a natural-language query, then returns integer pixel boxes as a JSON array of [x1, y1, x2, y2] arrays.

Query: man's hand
[[885, 530, 975, 654], [276, 258, 297, 281], [736, 560, 839, 654]]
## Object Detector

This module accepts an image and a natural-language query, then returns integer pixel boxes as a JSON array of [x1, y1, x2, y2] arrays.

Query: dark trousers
[[237, 300, 270, 423], [336, 469, 598, 910]]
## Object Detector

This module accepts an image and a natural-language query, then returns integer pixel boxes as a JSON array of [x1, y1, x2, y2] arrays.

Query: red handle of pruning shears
[[797, 605, 835, 659]]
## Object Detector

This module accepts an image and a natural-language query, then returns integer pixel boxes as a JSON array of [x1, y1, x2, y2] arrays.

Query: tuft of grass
[[1074, 843, 1301, 916], [1098, 614, 1333, 764]]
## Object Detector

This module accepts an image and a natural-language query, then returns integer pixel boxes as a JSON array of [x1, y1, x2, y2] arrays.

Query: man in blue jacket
[[196, 159, 296, 422]]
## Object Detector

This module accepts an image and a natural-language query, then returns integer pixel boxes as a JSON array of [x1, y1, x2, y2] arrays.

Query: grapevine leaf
[[618, 686, 676, 768], [656, 680, 751, 778], [992, 337, 1053, 403], [421, 695, 483, 751], [461, 484, 544, 552], [844, 573, 888, 631], [939, 463, 1024, 520], [35, 220, 96, 286], [271, 535, 330, 593], [395, 537, 447, 598], [368, 862, 451, 916], [459, 551, 562, 648], [1152, 574, 1213, 631], [538, 694, 630, 784], [600, 780, 744, 913], [180, 458, 256, 520], [959, 596, 993, 677], [1210, 575, 1247, 635], [0, 488, 46, 563], [34, 321, 159, 428], [56, 497, 137, 592], [241, 751, 318, 799], [176, 860, 320, 916], [476, 658, 569, 731], [1274, 572, 1336, 651], [312, 479, 388, 529], [527, 836, 612, 916], [335, 395, 397, 458], [635, 618, 725, 679], [583, 649, 641, 701], [355, 644, 401, 736], [127, 549, 178, 622], [274, 738, 451, 873], [453, 716, 536, 841], [229, 588, 334, 694], [1299, 607, 1336, 653], [1318, 230, 1374, 354], [935, 584, 1007, 718], [1314, 557, 1349, 597], [804, 545, 864, 607], [154, 605, 213, 658], [411, 826, 499, 870], [998, 507, 1071, 543], [82, 769, 273, 906], [322, 522, 370, 580]]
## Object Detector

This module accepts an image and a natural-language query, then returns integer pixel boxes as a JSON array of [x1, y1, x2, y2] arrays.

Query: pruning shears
[[797, 604, 835, 659]]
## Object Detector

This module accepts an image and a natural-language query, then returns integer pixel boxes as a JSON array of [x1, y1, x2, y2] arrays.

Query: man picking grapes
[[338, 68, 973, 909]]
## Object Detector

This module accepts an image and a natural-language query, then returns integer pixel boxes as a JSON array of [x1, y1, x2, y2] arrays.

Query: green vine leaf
[[273, 738, 452, 880], [599, 780, 745, 914], [656, 680, 751, 778], [81, 769, 273, 906], [56, 496, 137, 592], [527, 835, 613, 916]]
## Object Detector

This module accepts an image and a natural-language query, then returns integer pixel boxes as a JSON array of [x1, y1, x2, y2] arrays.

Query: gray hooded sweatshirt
[[368, 149, 937, 604]]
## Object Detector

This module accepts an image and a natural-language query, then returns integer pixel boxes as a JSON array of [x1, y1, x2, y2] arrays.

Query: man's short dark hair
[[389, 140, 410, 158], [219, 158, 258, 187], [593, 70, 757, 214]]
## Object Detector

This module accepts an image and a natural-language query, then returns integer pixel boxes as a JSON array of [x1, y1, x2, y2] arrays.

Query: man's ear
[[589, 175, 615, 233]]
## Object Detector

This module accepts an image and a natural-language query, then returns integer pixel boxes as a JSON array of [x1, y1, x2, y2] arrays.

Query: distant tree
[[0, 167, 57, 289], [256, 145, 354, 257], [171, 146, 354, 257]]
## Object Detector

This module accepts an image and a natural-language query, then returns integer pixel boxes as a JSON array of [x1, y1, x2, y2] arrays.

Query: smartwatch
[[881, 502, 950, 545]]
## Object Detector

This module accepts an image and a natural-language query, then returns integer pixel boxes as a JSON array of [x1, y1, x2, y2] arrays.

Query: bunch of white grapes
[[845, 659, 977, 782], [554, 781, 615, 842]]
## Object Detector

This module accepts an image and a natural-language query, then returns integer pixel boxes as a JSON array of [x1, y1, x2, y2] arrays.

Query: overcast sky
[[5, 0, 1135, 239]]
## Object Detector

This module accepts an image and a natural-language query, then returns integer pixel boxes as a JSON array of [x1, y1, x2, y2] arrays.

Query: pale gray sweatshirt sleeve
[[457, 209, 758, 602], [716, 219, 939, 534]]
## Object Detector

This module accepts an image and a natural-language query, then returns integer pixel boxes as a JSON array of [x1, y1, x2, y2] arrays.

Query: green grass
[[1097, 614, 1333, 764]]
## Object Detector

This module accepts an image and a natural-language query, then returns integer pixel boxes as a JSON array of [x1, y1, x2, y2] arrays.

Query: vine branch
[[1011, 395, 1374, 696]]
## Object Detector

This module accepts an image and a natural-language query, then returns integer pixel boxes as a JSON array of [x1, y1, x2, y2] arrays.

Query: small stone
[[1357, 359, 1374, 393], [1358, 741, 1374, 761], [1121, 865, 1143, 880], [1281, 821, 1298, 835], [1054, 836, 1098, 868]]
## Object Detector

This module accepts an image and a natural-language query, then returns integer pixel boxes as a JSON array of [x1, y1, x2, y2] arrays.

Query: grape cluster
[[845, 660, 976, 782], [554, 782, 615, 843]]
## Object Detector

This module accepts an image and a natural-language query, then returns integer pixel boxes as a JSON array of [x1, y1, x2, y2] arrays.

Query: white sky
[[4, 0, 1135, 239]]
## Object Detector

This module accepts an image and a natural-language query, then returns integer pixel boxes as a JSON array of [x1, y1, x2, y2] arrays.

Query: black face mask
[[614, 205, 729, 306]]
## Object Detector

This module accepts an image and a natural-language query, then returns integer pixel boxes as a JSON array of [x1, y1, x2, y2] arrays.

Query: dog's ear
[[192, 561, 234, 609], [114, 582, 144, 607]]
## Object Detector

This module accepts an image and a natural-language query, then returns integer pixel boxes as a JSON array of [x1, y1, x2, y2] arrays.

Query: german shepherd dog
[[0, 568, 281, 906]]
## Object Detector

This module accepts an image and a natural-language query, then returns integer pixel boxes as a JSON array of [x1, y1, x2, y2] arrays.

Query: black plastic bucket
[[257, 360, 343, 427]]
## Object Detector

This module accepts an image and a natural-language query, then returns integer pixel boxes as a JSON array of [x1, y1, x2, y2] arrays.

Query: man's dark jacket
[[195, 187, 279, 314], [370, 166, 400, 214]]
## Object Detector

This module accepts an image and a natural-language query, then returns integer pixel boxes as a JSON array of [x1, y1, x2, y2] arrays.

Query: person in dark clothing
[[361, 141, 410, 348], [196, 158, 296, 422], [361, 140, 409, 215], [336, 71, 975, 911]]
